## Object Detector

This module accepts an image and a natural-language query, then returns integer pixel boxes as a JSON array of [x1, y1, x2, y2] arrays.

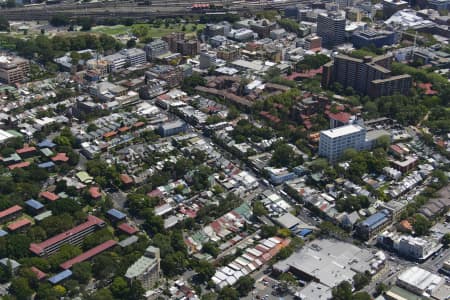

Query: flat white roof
[[321, 124, 364, 139]]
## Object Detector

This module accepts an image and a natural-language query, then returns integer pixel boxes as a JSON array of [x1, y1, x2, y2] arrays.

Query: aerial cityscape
[[0, 0, 449, 299]]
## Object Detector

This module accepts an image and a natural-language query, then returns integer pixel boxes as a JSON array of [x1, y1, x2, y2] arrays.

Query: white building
[[103, 53, 128, 72], [397, 266, 444, 297], [125, 246, 161, 290], [318, 124, 366, 162], [120, 48, 146, 66]]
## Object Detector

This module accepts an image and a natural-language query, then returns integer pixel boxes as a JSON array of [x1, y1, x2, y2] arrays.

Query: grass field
[[91, 23, 204, 38]]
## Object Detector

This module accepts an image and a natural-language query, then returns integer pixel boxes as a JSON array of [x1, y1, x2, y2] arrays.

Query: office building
[[322, 54, 412, 97], [351, 30, 397, 49], [144, 39, 169, 61], [383, 0, 408, 19], [265, 167, 296, 185], [317, 11, 346, 48], [125, 246, 161, 290], [29, 215, 105, 257], [120, 48, 146, 66], [158, 120, 187, 137], [318, 124, 366, 162], [0, 55, 30, 84], [103, 53, 128, 72], [356, 209, 391, 240]]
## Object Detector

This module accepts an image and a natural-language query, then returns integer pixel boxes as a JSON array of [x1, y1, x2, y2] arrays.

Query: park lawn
[[91, 25, 130, 35], [91, 23, 204, 38]]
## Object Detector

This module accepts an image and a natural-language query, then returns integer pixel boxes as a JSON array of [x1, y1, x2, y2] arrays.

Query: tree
[[203, 242, 220, 258], [270, 143, 301, 168], [218, 286, 239, 300], [194, 260, 215, 283], [332, 281, 353, 300], [9, 277, 33, 300], [375, 283, 388, 296], [127, 39, 137, 48], [442, 233, 450, 247], [132, 24, 149, 38], [50, 14, 70, 27], [353, 272, 371, 290], [413, 214, 431, 236], [88, 289, 114, 300], [252, 201, 268, 217], [111, 276, 130, 299], [235, 275, 255, 297], [261, 225, 278, 238], [72, 262, 92, 284], [353, 292, 371, 300], [0, 16, 10, 32]]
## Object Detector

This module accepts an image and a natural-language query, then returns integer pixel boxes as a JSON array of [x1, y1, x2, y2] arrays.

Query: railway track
[[1, 0, 310, 21]]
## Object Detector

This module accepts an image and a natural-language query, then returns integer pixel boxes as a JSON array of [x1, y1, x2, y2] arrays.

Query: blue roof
[[25, 199, 44, 210], [48, 270, 72, 284], [38, 161, 55, 169], [298, 229, 312, 237], [107, 208, 126, 220], [361, 209, 390, 229], [37, 140, 56, 148], [0, 229, 8, 237]]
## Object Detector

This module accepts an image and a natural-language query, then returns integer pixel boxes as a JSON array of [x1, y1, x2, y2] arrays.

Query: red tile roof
[[120, 174, 133, 185], [118, 126, 130, 133], [133, 121, 145, 128], [39, 191, 59, 202], [8, 161, 31, 170], [60, 240, 117, 269], [285, 67, 323, 80], [16, 146, 36, 155], [51, 153, 69, 163], [118, 223, 138, 235], [89, 187, 102, 199], [29, 215, 105, 255], [327, 112, 352, 124], [103, 131, 118, 139], [0, 205, 23, 220], [31, 266, 47, 280], [418, 82, 438, 95], [7, 218, 31, 231]]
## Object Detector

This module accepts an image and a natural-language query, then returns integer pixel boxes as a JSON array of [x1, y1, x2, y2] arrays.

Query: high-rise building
[[317, 11, 346, 49], [322, 54, 412, 97], [144, 39, 169, 61], [176, 39, 200, 57], [0, 55, 30, 84], [318, 124, 366, 162], [125, 246, 161, 290], [383, 0, 408, 19], [163, 32, 185, 53]]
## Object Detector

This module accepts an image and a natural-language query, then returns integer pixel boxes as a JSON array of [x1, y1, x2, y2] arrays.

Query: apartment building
[[29, 215, 105, 257], [120, 48, 146, 66], [144, 39, 169, 61], [322, 54, 412, 97], [125, 246, 161, 290], [0, 55, 30, 84], [318, 124, 366, 162]]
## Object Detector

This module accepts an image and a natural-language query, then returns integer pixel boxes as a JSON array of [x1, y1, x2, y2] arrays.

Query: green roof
[[76, 171, 94, 183], [40, 148, 54, 157]]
